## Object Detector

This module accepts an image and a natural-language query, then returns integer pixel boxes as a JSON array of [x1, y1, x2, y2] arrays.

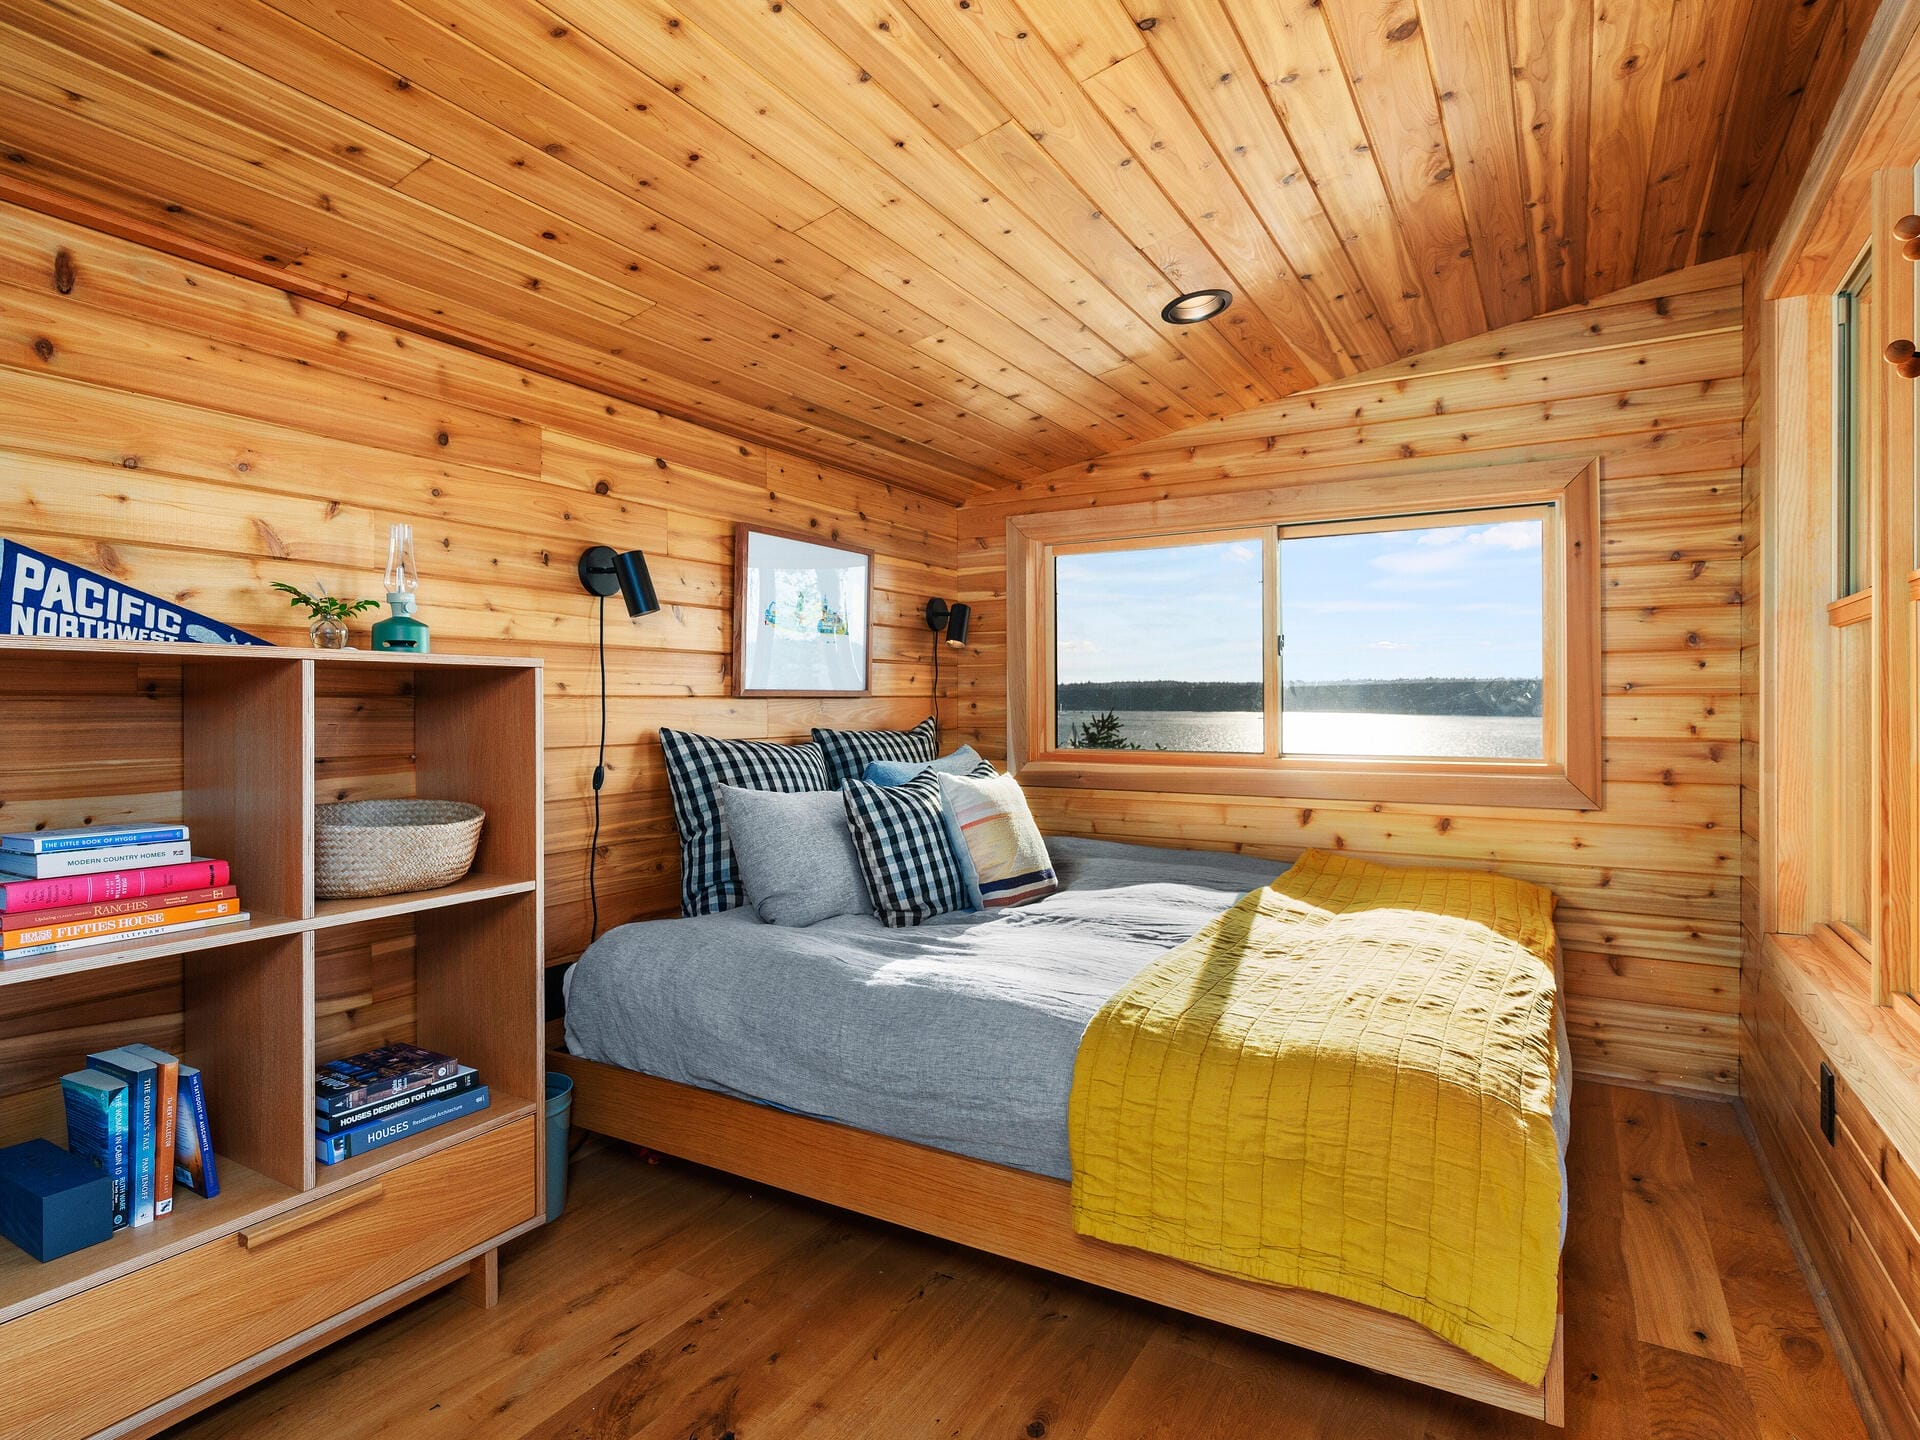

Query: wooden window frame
[[1006, 458, 1603, 811], [1771, 169, 1920, 1003]]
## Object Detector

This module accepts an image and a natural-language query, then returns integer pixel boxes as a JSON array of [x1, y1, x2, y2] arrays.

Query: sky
[[1053, 518, 1544, 687]]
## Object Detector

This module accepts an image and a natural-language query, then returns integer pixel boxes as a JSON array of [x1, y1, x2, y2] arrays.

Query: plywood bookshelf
[[0, 636, 545, 1438]]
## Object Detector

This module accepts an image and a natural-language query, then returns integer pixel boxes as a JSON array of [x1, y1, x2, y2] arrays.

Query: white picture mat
[[738, 531, 871, 693]]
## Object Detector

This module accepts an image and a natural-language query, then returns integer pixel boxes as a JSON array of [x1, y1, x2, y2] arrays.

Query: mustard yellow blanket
[[1068, 849, 1562, 1382]]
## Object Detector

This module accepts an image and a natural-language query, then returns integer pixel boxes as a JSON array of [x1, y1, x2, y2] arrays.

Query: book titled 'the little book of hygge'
[[0, 824, 188, 855]]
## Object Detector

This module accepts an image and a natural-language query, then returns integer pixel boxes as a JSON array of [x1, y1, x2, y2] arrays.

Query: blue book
[[315, 1085, 490, 1165], [86, 1048, 156, 1226], [0, 824, 189, 855], [315, 1067, 478, 1135], [60, 1069, 130, 1230], [174, 1065, 220, 1199]]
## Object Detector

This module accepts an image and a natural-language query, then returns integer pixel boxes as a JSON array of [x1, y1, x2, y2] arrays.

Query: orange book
[[0, 898, 243, 950]]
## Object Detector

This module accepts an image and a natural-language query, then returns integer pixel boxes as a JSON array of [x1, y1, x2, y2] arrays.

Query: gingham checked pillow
[[841, 767, 971, 927], [658, 728, 831, 916], [812, 717, 937, 788]]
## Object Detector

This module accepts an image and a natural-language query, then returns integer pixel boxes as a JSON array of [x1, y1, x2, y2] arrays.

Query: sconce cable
[[589, 591, 607, 941]]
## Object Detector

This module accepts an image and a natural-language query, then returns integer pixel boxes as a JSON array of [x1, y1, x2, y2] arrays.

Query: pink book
[[0, 859, 230, 912]]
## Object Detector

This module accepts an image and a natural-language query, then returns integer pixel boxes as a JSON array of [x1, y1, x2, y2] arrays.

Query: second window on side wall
[[1049, 507, 1550, 764]]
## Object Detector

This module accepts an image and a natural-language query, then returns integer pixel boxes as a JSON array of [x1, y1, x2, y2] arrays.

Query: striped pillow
[[812, 717, 937, 789], [936, 771, 1058, 910], [842, 768, 969, 927], [658, 728, 830, 916]]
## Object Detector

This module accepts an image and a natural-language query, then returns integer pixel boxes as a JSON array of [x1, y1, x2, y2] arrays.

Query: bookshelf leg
[[457, 1248, 499, 1309]]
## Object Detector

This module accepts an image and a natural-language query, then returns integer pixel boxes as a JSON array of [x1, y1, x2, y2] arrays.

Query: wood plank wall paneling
[[956, 257, 1749, 1097], [1745, 937, 1920, 1440], [0, 201, 962, 988], [1741, 253, 1766, 1006]]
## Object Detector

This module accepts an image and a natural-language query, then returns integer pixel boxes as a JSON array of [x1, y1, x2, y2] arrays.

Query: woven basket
[[314, 799, 486, 900]]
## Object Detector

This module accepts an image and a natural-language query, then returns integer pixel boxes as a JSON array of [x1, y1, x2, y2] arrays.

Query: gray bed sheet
[[566, 835, 1573, 1203]]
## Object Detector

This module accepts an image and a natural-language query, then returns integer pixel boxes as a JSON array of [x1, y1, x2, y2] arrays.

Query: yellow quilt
[[1068, 849, 1563, 1382]]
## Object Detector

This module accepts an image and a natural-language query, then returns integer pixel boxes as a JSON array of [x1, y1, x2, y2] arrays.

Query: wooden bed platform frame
[[548, 1051, 1566, 1425]]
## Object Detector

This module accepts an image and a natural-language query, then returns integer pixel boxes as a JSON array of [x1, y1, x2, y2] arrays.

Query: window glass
[[1838, 260, 1874, 595], [1053, 538, 1264, 753], [1833, 619, 1874, 941], [1278, 517, 1545, 760]]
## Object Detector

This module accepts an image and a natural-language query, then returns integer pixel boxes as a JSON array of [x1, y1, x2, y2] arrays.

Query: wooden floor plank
[[160, 1086, 1869, 1440], [1677, 1100, 1870, 1440], [1610, 1087, 1744, 1365], [1548, 1084, 1645, 1440]]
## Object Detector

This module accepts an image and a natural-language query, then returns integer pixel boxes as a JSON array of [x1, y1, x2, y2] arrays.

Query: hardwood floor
[[161, 1084, 1869, 1439]]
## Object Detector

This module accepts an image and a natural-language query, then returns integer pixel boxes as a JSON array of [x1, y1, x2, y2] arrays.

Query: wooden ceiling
[[0, 0, 1877, 500]]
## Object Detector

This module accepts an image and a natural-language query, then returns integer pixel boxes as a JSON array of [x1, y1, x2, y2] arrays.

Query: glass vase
[[309, 616, 350, 650]]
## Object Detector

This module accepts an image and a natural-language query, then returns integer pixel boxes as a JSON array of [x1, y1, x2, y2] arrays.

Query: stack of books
[[59, 1043, 220, 1236], [315, 1044, 489, 1165], [0, 825, 246, 962]]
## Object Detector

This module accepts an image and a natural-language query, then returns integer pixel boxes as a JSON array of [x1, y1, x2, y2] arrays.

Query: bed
[[554, 836, 1568, 1422]]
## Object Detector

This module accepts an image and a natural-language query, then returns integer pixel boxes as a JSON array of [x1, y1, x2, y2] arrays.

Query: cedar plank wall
[[0, 203, 959, 1091], [1741, 254, 1766, 1030], [956, 257, 1749, 1098]]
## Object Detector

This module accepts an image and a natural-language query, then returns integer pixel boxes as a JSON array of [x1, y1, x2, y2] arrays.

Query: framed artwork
[[732, 525, 873, 696]]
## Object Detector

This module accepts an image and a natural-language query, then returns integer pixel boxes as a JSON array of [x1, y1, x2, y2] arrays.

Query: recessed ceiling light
[[1162, 288, 1233, 324]]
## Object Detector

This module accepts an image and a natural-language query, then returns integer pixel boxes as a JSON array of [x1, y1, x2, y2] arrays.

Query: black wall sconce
[[578, 545, 661, 618], [576, 545, 662, 949], [925, 598, 970, 749], [926, 597, 971, 647]]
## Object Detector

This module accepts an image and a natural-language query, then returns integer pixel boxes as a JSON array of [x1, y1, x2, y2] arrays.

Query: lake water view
[[1057, 709, 1544, 760]]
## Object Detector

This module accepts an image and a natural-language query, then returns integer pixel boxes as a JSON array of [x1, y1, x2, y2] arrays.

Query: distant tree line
[[1057, 678, 1542, 718]]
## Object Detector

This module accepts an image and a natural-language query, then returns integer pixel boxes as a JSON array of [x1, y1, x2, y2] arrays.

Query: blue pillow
[[862, 746, 992, 787]]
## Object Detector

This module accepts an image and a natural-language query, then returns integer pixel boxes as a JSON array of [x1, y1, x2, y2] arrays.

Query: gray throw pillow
[[716, 785, 872, 926]]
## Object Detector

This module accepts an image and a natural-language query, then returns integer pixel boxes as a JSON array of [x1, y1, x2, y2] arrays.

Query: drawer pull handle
[[239, 1182, 386, 1251]]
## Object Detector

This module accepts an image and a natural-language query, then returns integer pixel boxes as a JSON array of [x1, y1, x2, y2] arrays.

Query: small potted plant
[[271, 580, 382, 650]]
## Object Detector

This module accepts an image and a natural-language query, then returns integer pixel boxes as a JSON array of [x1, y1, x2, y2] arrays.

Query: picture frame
[[732, 524, 873, 696]]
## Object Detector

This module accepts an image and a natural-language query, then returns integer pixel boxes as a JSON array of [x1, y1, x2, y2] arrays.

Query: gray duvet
[[564, 836, 1572, 1195], [564, 837, 1287, 1178]]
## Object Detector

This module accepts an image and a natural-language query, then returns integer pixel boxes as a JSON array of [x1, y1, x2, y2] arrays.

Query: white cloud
[[1367, 520, 1542, 581], [1471, 521, 1542, 552]]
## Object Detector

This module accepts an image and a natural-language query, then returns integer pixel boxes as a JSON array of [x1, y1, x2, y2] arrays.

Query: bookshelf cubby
[[0, 637, 544, 1439]]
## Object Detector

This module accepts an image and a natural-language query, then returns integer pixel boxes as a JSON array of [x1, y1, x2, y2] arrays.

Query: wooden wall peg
[[1896, 214, 1920, 242], [1888, 339, 1920, 378]]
